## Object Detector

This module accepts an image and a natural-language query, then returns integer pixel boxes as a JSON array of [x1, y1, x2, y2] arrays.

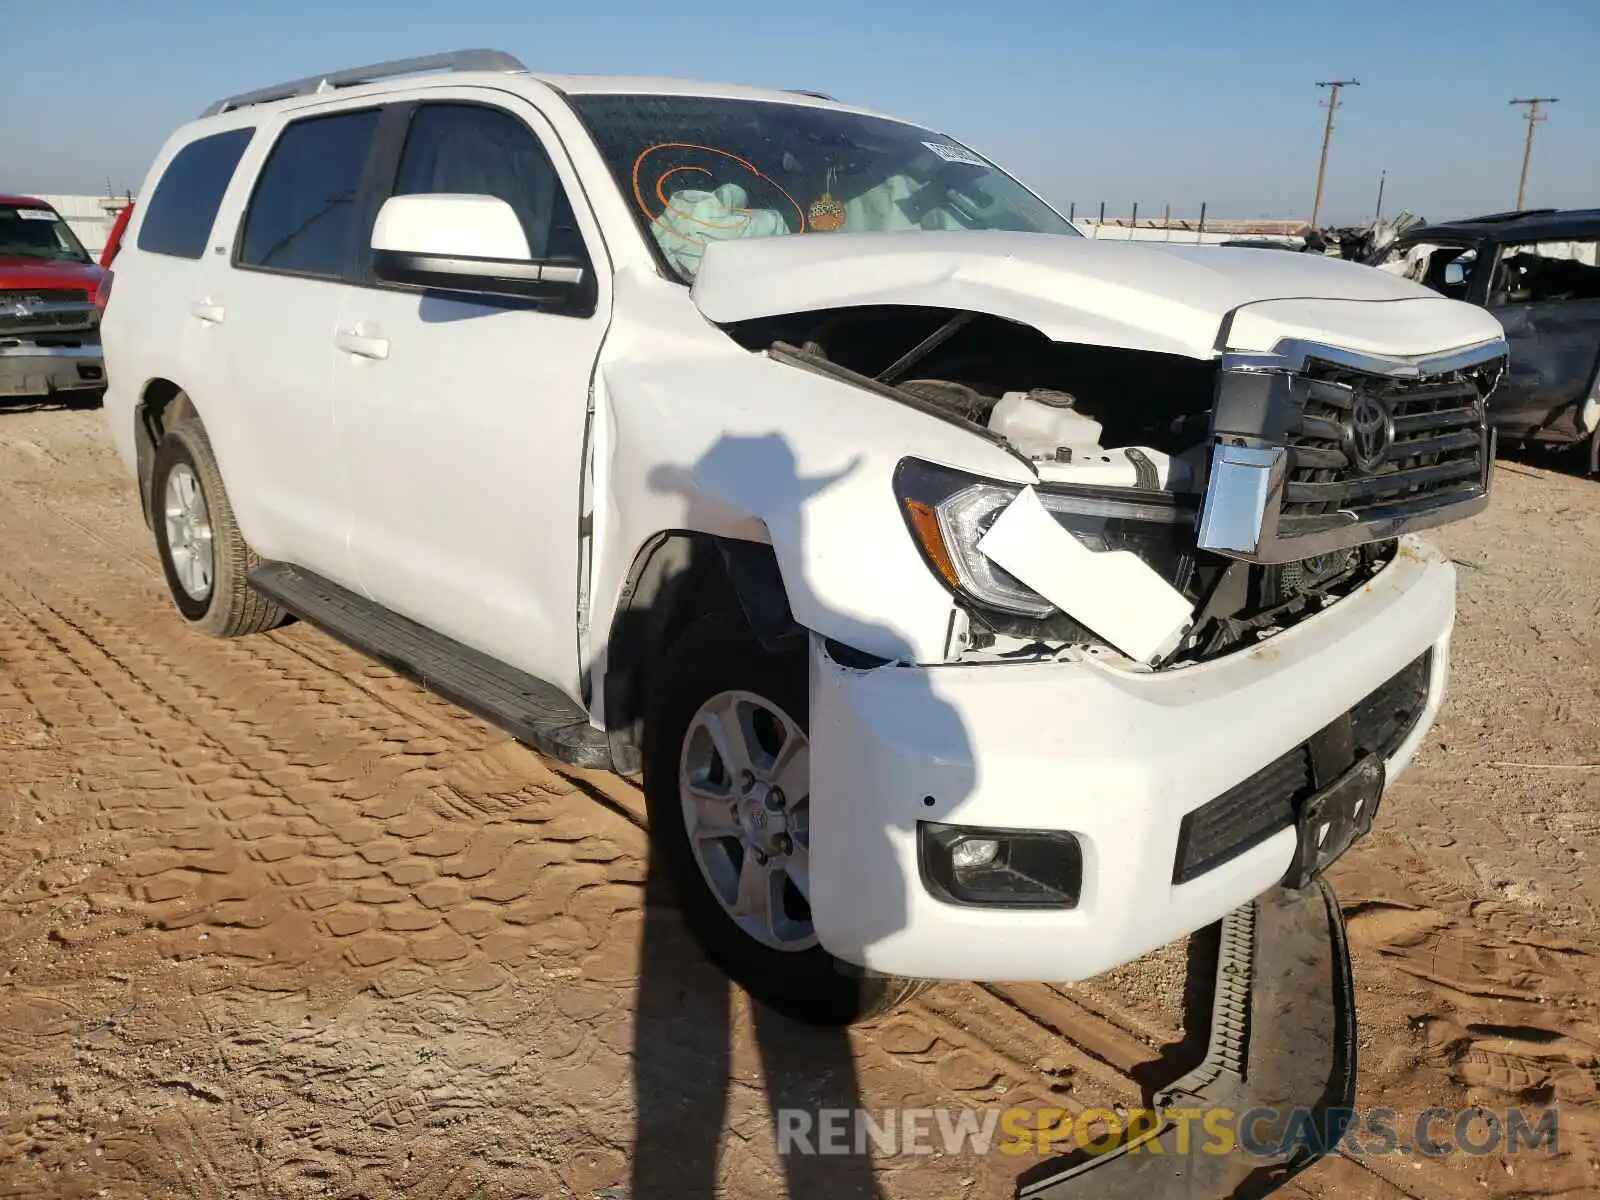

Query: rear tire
[[151, 414, 285, 637], [642, 612, 927, 1026]]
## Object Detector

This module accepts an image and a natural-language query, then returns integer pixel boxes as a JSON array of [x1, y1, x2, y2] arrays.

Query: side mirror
[[370, 193, 591, 306], [1443, 261, 1466, 288]]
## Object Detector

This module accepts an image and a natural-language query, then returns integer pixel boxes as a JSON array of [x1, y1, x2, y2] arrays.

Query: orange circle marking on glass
[[632, 142, 809, 241]]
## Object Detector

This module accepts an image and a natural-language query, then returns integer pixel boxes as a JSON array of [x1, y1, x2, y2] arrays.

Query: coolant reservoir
[[987, 390, 1104, 461]]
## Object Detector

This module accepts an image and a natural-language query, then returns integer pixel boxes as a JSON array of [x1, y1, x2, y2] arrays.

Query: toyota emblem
[[1344, 394, 1394, 475]]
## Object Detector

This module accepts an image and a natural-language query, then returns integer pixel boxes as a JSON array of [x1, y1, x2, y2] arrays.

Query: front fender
[[594, 348, 1032, 664]]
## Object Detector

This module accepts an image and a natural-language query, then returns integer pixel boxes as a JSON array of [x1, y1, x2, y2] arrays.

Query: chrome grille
[[1280, 364, 1490, 534], [0, 289, 95, 336]]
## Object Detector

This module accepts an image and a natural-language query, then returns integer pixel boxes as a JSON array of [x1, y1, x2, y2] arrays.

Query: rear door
[[332, 92, 611, 696], [1484, 236, 1600, 441], [210, 104, 382, 583], [100, 123, 255, 494]]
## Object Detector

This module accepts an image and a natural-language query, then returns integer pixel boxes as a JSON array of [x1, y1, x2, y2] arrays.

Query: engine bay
[[727, 303, 1217, 467], [728, 304, 1399, 667]]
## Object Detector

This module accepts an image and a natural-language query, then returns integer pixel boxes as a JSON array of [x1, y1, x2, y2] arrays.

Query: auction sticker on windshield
[[921, 140, 989, 168], [15, 209, 58, 221]]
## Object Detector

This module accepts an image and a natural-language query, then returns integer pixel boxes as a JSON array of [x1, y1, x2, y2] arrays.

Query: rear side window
[[136, 127, 255, 259], [1490, 238, 1600, 306], [238, 110, 379, 279]]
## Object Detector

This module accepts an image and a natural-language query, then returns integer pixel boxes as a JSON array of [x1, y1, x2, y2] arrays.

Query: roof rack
[[200, 49, 527, 117]]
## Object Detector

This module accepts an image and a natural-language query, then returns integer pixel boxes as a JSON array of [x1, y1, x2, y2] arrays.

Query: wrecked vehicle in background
[[1380, 207, 1600, 471], [104, 51, 1507, 1194], [1329, 211, 1427, 265], [0, 195, 108, 402]]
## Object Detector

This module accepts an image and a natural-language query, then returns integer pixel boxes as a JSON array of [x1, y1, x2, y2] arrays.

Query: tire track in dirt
[[0, 570, 705, 1194], [1331, 849, 1600, 1198], [0, 444, 1248, 1132], [5, 407, 1600, 1198], [15, 571, 1188, 1111], [0, 471, 1180, 1066], [0, 427, 1405, 1144], [5, 467, 511, 760], [0, 480, 1086, 1197]]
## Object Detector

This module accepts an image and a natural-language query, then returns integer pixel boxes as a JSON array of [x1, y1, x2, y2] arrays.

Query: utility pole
[[1509, 97, 1558, 210], [1373, 169, 1386, 224], [1310, 78, 1359, 230]]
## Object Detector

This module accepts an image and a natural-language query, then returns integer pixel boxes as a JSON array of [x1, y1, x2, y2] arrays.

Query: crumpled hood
[[690, 230, 1505, 361]]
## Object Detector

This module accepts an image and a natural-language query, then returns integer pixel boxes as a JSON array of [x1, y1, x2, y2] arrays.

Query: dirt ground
[[0, 401, 1596, 1200]]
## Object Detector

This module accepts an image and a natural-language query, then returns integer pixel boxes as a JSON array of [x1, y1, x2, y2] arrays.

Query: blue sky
[[5, 0, 1596, 224]]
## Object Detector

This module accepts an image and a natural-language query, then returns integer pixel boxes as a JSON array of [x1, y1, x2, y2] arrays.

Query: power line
[[1509, 97, 1558, 210], [1310, 79, 1359, 230]]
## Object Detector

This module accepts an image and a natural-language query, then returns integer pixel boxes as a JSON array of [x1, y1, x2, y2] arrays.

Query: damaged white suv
[[103, 51, 1506, 1027]]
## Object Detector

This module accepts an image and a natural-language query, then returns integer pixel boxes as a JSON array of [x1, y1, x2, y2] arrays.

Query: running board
[[1015, 878, 1358, 1199], [249, 562, 612, 770]]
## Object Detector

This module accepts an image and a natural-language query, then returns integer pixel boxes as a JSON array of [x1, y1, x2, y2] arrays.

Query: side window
[[1418, 245, 1478, 300], [1489, 239, 1600, 307], [392, 103, 587, 262], [238, 110, 379, 278], [136, 127, 255, 259]]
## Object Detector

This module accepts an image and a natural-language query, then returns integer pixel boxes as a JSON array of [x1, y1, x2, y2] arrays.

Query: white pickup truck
[[101, 51, 1505, 1045]]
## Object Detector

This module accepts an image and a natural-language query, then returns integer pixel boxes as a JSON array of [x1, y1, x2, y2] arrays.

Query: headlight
[[893, 459, 1197, 618]]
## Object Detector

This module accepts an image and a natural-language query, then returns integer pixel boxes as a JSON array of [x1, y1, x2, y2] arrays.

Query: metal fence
[[1066, 202, 1312, 246]]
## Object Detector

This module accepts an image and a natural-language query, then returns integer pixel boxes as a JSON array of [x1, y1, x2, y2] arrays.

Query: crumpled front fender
[[594, 346, 1032, 664]]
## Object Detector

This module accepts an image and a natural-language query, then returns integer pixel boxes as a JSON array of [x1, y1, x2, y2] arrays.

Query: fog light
[[950, 837, 1000, 870], [919, 823, 1082, 909]]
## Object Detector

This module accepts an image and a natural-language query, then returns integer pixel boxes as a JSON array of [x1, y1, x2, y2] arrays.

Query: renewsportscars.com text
[[776, 1104, 1559, 1160]]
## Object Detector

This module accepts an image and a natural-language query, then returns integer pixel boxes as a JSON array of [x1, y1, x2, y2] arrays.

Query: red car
[[0, 195, 108, 402]]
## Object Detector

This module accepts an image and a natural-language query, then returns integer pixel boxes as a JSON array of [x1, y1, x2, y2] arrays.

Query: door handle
[[189, 300, 226, 324], [335, 328, 390, 361]]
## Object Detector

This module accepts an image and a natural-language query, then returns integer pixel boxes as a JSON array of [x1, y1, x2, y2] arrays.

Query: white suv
[[102, 50, 1506, 1027]]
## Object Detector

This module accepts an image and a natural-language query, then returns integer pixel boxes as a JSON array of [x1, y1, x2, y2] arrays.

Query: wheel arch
[[600, 531, 801, 775], [132, 378, 197, 524]]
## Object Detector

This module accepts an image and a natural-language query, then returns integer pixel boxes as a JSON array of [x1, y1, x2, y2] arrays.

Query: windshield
[[0, 203, 92, 264], [568, 94, 1078, 281]]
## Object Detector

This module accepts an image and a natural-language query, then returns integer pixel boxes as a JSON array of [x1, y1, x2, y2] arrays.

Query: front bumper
[[0, 338, 105, 397], [808, 537, 1454, 981]]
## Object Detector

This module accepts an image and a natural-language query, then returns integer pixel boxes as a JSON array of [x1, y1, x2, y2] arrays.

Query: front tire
[[642, 613, 926, 1026], [151, 414, 284, 637]]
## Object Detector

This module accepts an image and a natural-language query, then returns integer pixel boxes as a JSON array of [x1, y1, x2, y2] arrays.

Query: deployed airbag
[[650, 183, 792, 278]]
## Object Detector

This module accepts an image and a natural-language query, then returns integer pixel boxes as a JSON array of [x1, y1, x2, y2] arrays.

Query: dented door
[[1485, 238, 1600, 443]]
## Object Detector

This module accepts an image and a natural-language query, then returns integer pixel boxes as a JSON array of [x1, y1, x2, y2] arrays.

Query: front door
[[332, 94, 611, 697]]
